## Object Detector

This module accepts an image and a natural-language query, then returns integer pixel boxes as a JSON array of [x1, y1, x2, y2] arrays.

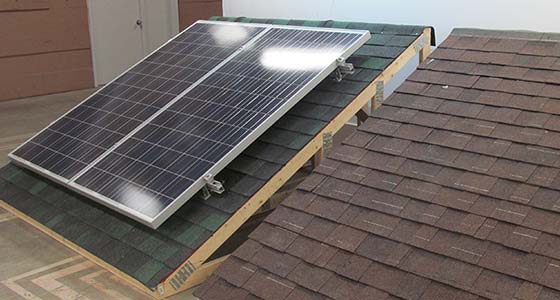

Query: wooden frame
[[0, 28, 431, 299]]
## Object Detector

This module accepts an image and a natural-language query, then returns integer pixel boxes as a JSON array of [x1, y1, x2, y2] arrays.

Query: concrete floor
[[0, 89, 197, 300]]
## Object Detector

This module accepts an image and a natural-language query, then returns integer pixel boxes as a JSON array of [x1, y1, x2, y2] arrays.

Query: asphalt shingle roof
[[0, 18, 433, 289], [196, 28, 560, 300]]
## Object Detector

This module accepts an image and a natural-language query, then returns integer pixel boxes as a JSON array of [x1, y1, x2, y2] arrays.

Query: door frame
[[86, 0, 180, 87]]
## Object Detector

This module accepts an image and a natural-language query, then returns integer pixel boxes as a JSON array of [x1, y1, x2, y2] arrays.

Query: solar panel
[[10, 21, 370, 228]]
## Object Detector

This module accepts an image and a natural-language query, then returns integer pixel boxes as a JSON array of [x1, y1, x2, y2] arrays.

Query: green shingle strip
[[327, 21, 350, 29], [302, 20, 327, 27], [146, 265, 174, 288], [74, 227, 114, 258], [0, 163, 17, 179], [45, 213, 65, 228], [175, 202, 229, 232], [29, 181, 48, 195], [122, 226, 155, 247], [355, 45, 404, 59], [99, 239, 134, 265], [234, 17, 252, 23], [175, 223, 212, 248], [115, 248, 153, 279], [164, 247, 194, 269], [134, 259, 166, 284], [274, 115, 326, 136], [103, 218, 135, 239], [348, 56, 392, 70], [271, 19, 290, 25], [289, 102, 341, 123], [317, 80, 370, 95], [286, 19, 305, 26], [68, 204, 134, 240], [3, 185, 38, 215], [200, 213, 229, 232], [383, 24, 424, 35], [152, 243, 180, 263], [213, 17, 430, 40], [57, 221, 91, 242], [27, 202, 59, 225], [366, 34, 392, 46], [347, 68, 382, 83], [243, 141, 298, 165], [230, 175, 266, 197], [347, 22, 384, 32], [138, 235, 165, 255], [259, 128, 312, 150], [203, 192, 247, 214], [248, 18, 273, 24], [387, 35, 419, 47], [228, 155, 269, 177], [228, 155, 282, 180], [303, 91, 356, 108], [6, 169, 37, 190]]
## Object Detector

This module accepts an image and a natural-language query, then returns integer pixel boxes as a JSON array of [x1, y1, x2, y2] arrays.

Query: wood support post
[[312, 147, 324, 168], [355, 108, 369, 125], [419, 32, 432, 63]]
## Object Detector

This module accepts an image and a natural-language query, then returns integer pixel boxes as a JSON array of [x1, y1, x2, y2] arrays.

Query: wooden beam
[[0, 29, 433, 299]]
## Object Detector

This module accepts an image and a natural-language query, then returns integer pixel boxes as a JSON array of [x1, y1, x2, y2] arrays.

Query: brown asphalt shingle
[[196, 28, 560, 300]]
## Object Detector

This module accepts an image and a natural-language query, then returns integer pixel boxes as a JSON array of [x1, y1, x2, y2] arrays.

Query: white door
[[88, 0, 179, 85], [139, 0, 180, 53]]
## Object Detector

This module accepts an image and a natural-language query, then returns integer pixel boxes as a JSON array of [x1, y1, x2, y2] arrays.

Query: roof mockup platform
[[0, 17, 433, 299], [196, 29, 560, 300]]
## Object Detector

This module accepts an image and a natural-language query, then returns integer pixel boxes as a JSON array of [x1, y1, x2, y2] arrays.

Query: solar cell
[[10, 21, 370, 228]]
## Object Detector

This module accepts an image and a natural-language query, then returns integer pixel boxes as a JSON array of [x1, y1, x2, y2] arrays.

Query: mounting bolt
[[203, 174, 224, 194]]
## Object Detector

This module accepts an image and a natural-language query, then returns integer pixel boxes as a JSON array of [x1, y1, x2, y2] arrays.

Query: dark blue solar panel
[[75, 26, 368, 225], [11, 23, 263, 180]]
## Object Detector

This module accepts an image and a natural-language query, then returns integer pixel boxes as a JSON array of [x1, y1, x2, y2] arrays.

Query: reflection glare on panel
[[119, 185, 163, 218], [260, 48, 342, 71], [211, 25, 250, 45]]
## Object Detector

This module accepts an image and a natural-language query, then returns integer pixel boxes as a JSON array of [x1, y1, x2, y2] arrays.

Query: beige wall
[[0, 0, 223, 102], [0, 0, 94, 101], [178, 0, 223, 30]]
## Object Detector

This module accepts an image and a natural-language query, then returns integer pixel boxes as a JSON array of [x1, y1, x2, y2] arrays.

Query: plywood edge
[[0, 199, 160, 299]]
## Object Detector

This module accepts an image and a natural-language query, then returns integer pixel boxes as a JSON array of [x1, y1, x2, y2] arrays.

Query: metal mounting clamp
[[334, 57, 355, 82], [201, 174, 224, 200]]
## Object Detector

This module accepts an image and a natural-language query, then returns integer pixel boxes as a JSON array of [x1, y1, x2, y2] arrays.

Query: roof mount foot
[[203, 174, 224, 197], [334, 57, 355, 82]]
